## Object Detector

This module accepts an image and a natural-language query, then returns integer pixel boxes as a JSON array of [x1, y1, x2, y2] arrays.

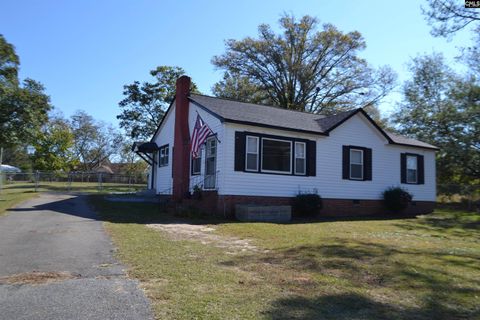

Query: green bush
[[383, 187, 412, 213], [292, 193, 322, 217]]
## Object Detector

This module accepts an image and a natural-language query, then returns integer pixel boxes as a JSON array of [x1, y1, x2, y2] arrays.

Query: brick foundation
[[215, 195, 435, 218], [167, 193, 435, 218]]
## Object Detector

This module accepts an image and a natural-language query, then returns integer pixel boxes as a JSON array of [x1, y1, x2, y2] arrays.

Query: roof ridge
[[189, 93, 327, 118]]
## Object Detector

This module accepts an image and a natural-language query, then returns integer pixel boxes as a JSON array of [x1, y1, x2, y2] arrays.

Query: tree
[[0, 35, 52, 149], [71, 111, 122, 171], [117, 140, 148, 176], [1, 146, 33, 171], [117, 66, 198, 141], [392, 53, 479, 184], [212, 14, 396, 115], [212, 72, 271, 105], [423, 0, 480, 38], [0, 34, 19, 86], [0, 79, 52, 148], [32, 116, 77, 171]]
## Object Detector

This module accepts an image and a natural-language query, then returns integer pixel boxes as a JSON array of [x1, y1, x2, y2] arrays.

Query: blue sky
[[0, 0, 472, 127]]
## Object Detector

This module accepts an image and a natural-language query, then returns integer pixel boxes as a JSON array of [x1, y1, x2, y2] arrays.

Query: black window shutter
[[364, 148, 372, 181], [306, 140, 316, 176], [417, 155, 425, 184], [342, 146, 349, 179], [234, 132, 246, 171], [400, 153, 406, 183]]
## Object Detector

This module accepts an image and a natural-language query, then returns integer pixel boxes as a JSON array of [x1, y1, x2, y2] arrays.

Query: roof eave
[[390, 142, 439, 151], [223, 118, 327, 136]]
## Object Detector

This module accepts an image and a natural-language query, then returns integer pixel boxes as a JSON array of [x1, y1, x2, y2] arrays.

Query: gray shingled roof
[[385, 132, 438, 149], [188, 94, 438, 150], [189, 94, 327, 134]]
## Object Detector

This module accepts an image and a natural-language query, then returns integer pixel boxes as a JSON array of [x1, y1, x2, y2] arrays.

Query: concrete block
[[235, 205, 291, 222]]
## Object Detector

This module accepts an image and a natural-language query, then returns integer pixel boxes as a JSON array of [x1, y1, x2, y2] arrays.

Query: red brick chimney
[[172, 75, 191, 200]]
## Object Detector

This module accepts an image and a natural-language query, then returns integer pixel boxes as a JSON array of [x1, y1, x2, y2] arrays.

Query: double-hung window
[[191, 155, 201, 175], [349, 149, 363, 180], [406, 155, 418, 183], [261, 138, 292, 174], [245, 136, 259, 171], [159, 145, 169, 167], [294, 142, 306, 175]]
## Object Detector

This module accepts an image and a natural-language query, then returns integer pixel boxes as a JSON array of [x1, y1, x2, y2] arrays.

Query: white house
[[134, 76, 437, 216]]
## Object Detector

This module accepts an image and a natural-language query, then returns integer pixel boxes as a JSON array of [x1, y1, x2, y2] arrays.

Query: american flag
[[190, 114, 213, 158]]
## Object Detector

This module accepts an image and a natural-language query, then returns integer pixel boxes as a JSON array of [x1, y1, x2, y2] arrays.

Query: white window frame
[[159, 145, 169, 167], [191, 153, 201, 175], [406, 155, 418, 184], [260, 137, 292, 174], [349, 148, 364, 180], [245, 135, 259, 172], [294, 142, 306, 175]]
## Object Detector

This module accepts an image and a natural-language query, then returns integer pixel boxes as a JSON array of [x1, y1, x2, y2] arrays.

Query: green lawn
[[1, 181, 145, 193], [93, 198, 480, 319], [0, 181, 145, 216], [0, 184, 39, 216]]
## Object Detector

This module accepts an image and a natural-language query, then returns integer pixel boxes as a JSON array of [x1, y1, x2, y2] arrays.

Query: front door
[[204, 137, 216, 189]]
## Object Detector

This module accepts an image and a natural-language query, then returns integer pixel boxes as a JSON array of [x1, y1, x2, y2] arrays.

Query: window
[[234, 131, 315, 176], [349, 149, 363, 180], [191, 155, 201, 175], [158, 145, 169, 167], [295, 142, 306, 175], [245, 136, 259, 171], [406, 155, 418, 183], [204, 137, 217, 189], [261, 138, 292, 174], [401, 153, 424, 185]]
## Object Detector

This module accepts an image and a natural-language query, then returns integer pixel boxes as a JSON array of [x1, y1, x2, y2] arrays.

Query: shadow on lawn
[[6, 194, 215, 225], [265, 291, 479, 320], [394, 210, 480, 239], [222, 239, 480, 320]]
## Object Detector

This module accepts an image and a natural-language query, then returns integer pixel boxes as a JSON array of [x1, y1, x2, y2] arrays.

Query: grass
[[0, 184, 39, 216], [92, 198, 480, 319], [1, 181, 145, 193], [0, 181, 145, 216]]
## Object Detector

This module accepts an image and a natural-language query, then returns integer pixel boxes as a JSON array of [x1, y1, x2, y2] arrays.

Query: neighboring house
[[134, 76, 437, 216]]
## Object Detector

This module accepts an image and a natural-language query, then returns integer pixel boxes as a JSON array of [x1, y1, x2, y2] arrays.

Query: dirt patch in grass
[[0, 271, 79, 285], [146, 223, 265, 254]]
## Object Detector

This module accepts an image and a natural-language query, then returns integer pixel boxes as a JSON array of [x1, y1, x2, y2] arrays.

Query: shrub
[[292, 193, 322, 217], [383, 187, 412, 213], [192, 185, 203, 200]]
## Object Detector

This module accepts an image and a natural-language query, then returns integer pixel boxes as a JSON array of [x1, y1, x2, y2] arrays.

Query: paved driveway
[[0, 193, 153, 320]]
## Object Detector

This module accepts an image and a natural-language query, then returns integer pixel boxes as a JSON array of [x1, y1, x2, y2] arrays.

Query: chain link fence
[[0, 171, 148, 194], [437, 184, 480, 211]]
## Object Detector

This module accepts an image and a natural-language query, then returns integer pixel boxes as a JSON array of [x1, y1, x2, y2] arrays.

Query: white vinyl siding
[[153, 104, 175, 194], [221, 113, 436, 201]]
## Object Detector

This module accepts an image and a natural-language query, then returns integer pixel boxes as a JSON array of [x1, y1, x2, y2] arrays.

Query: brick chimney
[[172, 76, 191, 200]]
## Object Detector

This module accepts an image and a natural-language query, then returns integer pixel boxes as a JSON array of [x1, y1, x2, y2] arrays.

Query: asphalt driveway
[[0, 193, 153, 320]]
